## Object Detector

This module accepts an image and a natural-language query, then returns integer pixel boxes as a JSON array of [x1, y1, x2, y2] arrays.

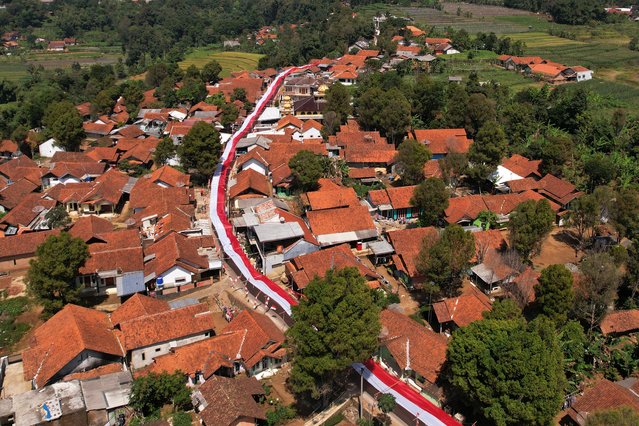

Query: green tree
[[568, 194, 599, 248], [586, 407, 639, 426], [465, 93, 496, 137], [287, 268, 381, 401], [231, 87, 247, 103], [44, 205, 71, 229], [129, 371, 191, 417], [220, 102, 239, 128], [43, 101, 85, 152], [574, 252, 621, 333], [176, 78, 207, 105], [154, 137, 176, 166], [201, 60, 222, 84], [377, 393, 396, 425], [266, 404, 297, 426], [447, 317, 566, 426], [483, 298, 522, 320], [584, 153, 617, 191], [469, 121, 507, 183], [417, 225, 475, 297], [611, 188, 639, 239], [558, 320, 589, 392], [357, 87, 410, 144], [536, 264, 574, 324], [410, 178, 449, 226], [324, 82, 352, 134], [413, 75, 446, 125], [185, 64, 200, 80], [508, 199, 555, 260], [288, 150, 326, 192], [177, 122, 221, 179], [26, 232, 89, 317], [395, 139, 431, 186]]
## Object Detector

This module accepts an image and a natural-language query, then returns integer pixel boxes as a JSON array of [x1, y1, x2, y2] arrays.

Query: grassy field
[[0, 49, 123, 82], [357, 2, 538, 34], [179, 49, 264, 77]]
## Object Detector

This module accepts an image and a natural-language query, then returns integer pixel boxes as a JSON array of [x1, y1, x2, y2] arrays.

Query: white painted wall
[[159, 265, 194, 286], [38, 139, 64, 158], [241, 159, 268, 175], [491, 165, 524, 189], [130, 331, 212, 369]]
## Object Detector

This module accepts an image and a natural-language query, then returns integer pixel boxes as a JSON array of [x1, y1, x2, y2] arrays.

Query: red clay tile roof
[[348, 168, 377, 179], [0, 178, 38, 209], [0, 156, 45, 185], [423, 159, 443, 179], [75, 102, 92, 117], [380, 309, 447, 384], [396, 45, 422, 55], [0, 229, 60, 261], [306, 186, 359, 210], [600, 309, 639, 335], [285, 243, 379, 290], [565, 379, 639, 425], [0, 193, 56, 229], [143, 231, 210, 278], [62, 362, 124, 381], [48, 161, 106, 179], [22, 304, 124, 388], [306, 205, 375, 236], [115, 125, 145, 139], [528, 63, 566, 77], [472, 229, 508, 262], [44, 182, 93, 204], [536, 174, 582, 205], [51, 152, 94, 163], [83, 121, 115, 136], [432, 284, 492, 328], [81, 168, 130, 206], [111, 293, 170, 327], [413, 129, 473, 155], [445, 191, 559, 224], [385, 185, 417, 210], [0, 139, 18, 153], [229, 169, 271, 199], [141, 331, 242, 377], [121, 138, 160, 164], [148, 165, 190, 188], [68, 215, 113, 242], [79, 229, 143, 275], [386, 227, 439, 278], [85, 147, 119, 163], [425, 37, 452, 45], [197, 376, 266, 426], [508, 267, 540, 305], [276, 115, 303, 130], [222, 310, 286, 368], [500, 154, 542, 179], [356, 49, 380, 57], [116, 303, 214, 350], [368, 188, 391, 207], [506, 177, 540, 192]]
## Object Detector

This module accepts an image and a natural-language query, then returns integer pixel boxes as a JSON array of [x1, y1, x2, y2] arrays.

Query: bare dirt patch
[[532, 228, 583, 270]]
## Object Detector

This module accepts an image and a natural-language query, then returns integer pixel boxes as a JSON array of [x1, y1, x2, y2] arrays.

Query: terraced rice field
[[179, 50, 264, 77], [0, 49, 123, 82]]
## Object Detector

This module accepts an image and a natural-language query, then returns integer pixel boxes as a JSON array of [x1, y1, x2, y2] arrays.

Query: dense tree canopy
[[289, 150, 327, 192], [287, 267, 381, 401], [508, 199, 555, 260], [447, 317, 566, 426], [536, 264, 575, 324], [395, 139, 431, 186], [27, 232, 90, 317], [129, 371, 191, 417], [42, 100, 85, 152], [410, 178, 449, 226], [177, 121, 221, 180]]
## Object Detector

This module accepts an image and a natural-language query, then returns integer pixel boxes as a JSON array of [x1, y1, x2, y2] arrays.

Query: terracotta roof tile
[[386, 227, 439, 278], [62, 362, 124, 381], [79, 229, 143, 275], [143, 231, 209, 278], [565, 379, 639, 424], [0, 178, 38, 209], [117, 303, 214, 350], [111, 293, 170, 327], [197, 376, 266, 426], [413, 129, 473, 155], [141, 331, 243, 377], [68, 215, 114, 242], [85, 147, 119, 163], [0, 193, 56, 229], [306, 205, 375, 236], [380, 309, 447, 384], [148, 165, 190, 188], [432, 284, 492, 328], [0, 229, 60, 261], [500, 154, 542, 178], [306, 186, 359, 210], [229, 169, 271, 199], [22, 304, 123, 388], [285, 244, 379, 290], [0, 139, 19, 153], [348, 168, 377, 179], [600, 309, 639, 335]]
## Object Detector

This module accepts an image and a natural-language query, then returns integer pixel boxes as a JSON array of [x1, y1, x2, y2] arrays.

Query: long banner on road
[[209, 65, 460, 426]]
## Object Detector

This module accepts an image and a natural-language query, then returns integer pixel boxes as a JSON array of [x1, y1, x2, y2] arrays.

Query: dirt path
[[532, 228, 583, 270]]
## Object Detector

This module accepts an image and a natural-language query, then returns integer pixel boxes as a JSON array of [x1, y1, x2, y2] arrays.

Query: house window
[[141, 353, 146, 361], [155, 348, 161, 352], [175, 277, 186, 284]]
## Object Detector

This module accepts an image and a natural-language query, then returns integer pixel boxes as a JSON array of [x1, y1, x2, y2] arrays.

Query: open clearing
[[179, 49, 264, 77]]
